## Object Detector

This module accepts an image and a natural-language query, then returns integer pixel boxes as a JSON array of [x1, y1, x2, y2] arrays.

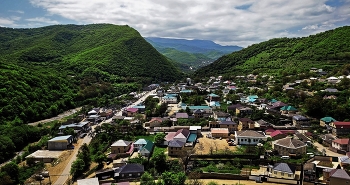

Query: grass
[[154, 146, 167, 154], [135, 135, 155, 142]]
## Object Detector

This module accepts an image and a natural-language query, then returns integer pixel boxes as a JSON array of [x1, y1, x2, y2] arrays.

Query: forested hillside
[[0, 24, 183, 125], [194, 26, 350, 77], [145, 37, 242, 71]]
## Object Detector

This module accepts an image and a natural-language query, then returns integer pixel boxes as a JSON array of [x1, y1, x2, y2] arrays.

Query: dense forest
[[194, 26, 350, 77], [0, 24, 183, 125]]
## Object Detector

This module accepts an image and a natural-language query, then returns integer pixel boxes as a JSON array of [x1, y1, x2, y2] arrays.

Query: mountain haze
[[195, 26, 350, 77], [145, 37, 242, 71]]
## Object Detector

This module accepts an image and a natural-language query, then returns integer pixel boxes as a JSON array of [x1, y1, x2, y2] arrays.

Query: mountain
[[145, 37, 242, 70], [0, 24, 182, 125], [194, 26, 350, 77]]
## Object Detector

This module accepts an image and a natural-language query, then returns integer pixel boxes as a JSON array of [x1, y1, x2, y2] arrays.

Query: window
[[281, 173, 284, 176], [129, 174, 132, 177], [274, 171, 277, 174], [288, 174, 292, 177], [138, 173, 140, 176]]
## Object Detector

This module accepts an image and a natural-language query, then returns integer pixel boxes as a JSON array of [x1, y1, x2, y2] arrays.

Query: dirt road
[[28, 107, 82, 126]]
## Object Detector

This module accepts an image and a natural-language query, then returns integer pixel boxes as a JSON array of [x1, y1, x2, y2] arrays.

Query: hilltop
[[0, 24, 182, 124], [194, 26, 350, 77], [145, 37, 242, 71]]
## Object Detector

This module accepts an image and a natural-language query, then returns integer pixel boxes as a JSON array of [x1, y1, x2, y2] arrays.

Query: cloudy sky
[[1, 0, 350, 47]]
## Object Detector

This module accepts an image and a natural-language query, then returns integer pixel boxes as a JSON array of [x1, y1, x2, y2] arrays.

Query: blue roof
[[209, 102, 221, 106], [188, 106, 211, 110], [163, 95, 176, 99], [132, 105, 145, 109], [180, 90, 193, 93], [187, 133, 197, 143], [49, 135, 72, 141], [248, 95, 258, 99], [209, 93, 220, 97], [165, 93, 178, 97], [270, 99, 278, 103]]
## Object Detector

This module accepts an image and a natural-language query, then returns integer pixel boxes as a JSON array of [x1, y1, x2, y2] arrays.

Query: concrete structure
[[111, 140, 133, 155], [238, 117, 254, 130], [26, 150, 62, 163], [331, 138, 350, 152], [330, 122, 350, 136], [320, 117, 336, 127], [48, 135, 73, 150], [77, 178, 99, 185]]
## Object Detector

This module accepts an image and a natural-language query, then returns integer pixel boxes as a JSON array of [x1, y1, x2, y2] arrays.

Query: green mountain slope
[[0, 24, 182, 125], [194, 26, 350, 77], [145, 37, 242, 71]]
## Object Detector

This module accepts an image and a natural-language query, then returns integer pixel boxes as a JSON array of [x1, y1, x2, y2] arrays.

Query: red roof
[[334, 122, 350, 128], [265, 129, 276, 134], [280, 130, 296, 134], [126, 108, 138, 113], [333, 138, 350, 145], [270, 130, 283, 137]]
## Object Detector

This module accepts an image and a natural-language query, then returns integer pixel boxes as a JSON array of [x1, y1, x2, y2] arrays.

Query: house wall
[[293, 120, 310, 128], [320, 120, 327, 127], [331, 142, 348, 151], [168, 146, 184, 156], [111, 145, 131, 154], [48, 141, 68, 150], [236, 137, 263, 145], [332, 128, 350, 136], [270, 170, 295, 179], [116, 172, 144, 181], [211, 132, 229, 138], [219, 124, 237, 132], [238, 121, 254, 131], [329, 177, 350, 185], [273, 144, 306, 156], [173, 137, 187, 143]]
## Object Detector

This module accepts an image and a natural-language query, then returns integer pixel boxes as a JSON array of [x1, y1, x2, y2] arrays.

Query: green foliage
[[150, 150, 167, 174], [195, 26, 350, 77], [160, 171, 186, 185], [154, 133, 166, 145], [140, 171, 156, 185]]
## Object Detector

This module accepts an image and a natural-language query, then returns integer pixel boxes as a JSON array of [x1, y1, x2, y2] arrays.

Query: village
[[25, 68, 350, 185]]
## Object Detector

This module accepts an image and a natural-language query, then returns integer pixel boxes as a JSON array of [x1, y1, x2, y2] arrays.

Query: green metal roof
[[321, 117, 336, 123], [280, 106, 297, 111]]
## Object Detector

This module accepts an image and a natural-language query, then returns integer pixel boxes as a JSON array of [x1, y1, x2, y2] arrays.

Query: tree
[[187, 172, 203, 185], [93, 151, 107, 167], [1, 162, 19, 184], [140, 171, 155, 185], [154, 133, 166, 145], [70, 158, 85, 179], [150, 150, 167, 174], [161, 171, 186, 185]]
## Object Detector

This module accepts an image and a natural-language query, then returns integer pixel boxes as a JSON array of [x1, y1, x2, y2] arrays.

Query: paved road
[[115, 90, 156, 116], [313, 142, 343, 157], [28, 107, 82, 126]]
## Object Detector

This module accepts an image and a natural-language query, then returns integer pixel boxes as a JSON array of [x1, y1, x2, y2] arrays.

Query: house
[[234, 130, 267, 145], [26, 150, 63, 163], [211, 128, 230, 138], [132, 105, 146, 113], [330, 122, 350, 136], [77, 178, 99, 185], [270, 130, 296, 140], [238, 118, 254, 130], [324, 88, 339, 93], [193, 109, 204, 118], [325, 169, 350, 185], [268, 101, 288, 110], [294, 133, 311, 143], [303, 163, 316, 182], [331, 138, 350, 152], [162, 95, 178, 104], [227, 104, 243, 112], [320, 117, 336, 127], [209, 120, 237, 132], [126, 108, 138, 117], [209, 101, 221, 109], [213, 111, 230, 121], [236, 107, 253, 116], [327, 76, 339, 83], [144, 117, 167, 128], [273, 137, 307, 156], [176, 113, 189, 119], [114, 164, 144, 181], [339, 155, 350, 168], [208, 93, 220, 102], [165, 129, 191, 144], [280, 106, 297, 114], [110, 140, 133, 157], [186, 106, 212, 114], [100, 109, 114, 119], [168, 140, 186, 156], [139, 140, 155, 158], [319, 134, 336, 146], [270, 163, 296, 179], [58, 121, 90, 135], [189, 126, 202, 135], [48, 135, 74, 150], [292, 115, 310, 128], [133, 139, 149, 151], [254, 119, 270, 129]]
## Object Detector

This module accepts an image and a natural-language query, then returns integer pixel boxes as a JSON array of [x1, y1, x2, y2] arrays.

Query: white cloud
[[28, 0, 350, 47], [26, 17, 59, 24]]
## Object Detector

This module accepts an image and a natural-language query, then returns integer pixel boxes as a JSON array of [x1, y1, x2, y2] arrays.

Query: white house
[[162, 95, 177, 104], [234, 130, 267, 145]]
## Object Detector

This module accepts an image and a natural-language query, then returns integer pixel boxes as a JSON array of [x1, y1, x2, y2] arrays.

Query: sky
[[1, 0, 350, 47]]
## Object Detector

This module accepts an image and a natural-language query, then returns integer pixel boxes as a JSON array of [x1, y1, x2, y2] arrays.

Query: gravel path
[[28, 107, 82, 126]]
